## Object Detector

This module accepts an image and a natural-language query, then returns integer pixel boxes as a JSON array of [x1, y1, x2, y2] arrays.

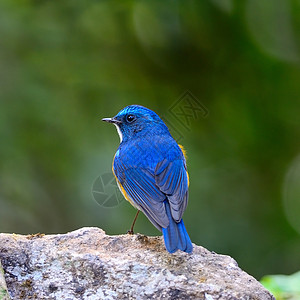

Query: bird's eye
[[126, 114, 136, 123]]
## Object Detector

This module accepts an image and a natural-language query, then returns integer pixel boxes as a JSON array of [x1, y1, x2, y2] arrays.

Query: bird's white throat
[[114, 124, 123, 142]]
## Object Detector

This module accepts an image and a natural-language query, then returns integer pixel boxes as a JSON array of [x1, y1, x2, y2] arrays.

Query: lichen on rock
[[0, 260, 11, 300], [0, 227, 274, 300]]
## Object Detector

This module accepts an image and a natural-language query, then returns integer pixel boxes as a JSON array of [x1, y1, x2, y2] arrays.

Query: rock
[[0, 227, 274, 300], [0, 260, 11, 300]]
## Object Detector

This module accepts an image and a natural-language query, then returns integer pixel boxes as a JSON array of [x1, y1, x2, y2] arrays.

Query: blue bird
[[102, 105, 193, 253]]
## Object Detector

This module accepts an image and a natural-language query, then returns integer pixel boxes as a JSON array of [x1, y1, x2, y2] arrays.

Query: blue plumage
[[102, 105, 193, 254]]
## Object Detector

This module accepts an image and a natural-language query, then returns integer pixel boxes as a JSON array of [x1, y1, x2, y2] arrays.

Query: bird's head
[[102, 105, 169, 142]]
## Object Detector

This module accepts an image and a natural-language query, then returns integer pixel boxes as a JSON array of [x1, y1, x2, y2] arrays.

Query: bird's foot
[[127, 230, 134, 235]]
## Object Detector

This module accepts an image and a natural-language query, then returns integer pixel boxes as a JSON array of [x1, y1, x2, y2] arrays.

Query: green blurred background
[[0, 0, 300, 280]]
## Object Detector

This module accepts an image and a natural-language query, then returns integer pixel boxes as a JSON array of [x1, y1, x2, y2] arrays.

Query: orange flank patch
[[112, 157, 136, 207], [113, 171, 134, 206], [178, 144, 187, 160], [178, 144, 190, 187], [186, 171, 190, 187]]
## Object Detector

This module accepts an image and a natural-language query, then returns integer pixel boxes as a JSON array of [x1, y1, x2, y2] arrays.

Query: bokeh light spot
[[246, 0, 299, 62]]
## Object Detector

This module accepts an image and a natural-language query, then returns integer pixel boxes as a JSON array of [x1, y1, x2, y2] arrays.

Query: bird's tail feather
[[162, 201, 193, 253]]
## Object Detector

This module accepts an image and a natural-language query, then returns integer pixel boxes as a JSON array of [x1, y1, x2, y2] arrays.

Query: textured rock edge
[[0, 260, 10, 300], [0, 227, 275, 300]]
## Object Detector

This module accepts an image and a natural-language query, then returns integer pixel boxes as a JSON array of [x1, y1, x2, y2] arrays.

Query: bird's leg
[[127, 210, 140, 234]]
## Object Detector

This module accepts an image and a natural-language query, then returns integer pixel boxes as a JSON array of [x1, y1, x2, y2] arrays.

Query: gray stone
[[0, 227, 274, 300], [0, 260, 11, 300]]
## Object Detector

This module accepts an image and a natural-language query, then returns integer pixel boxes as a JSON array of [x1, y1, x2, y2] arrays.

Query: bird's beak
[[102, 117, 121, 124]]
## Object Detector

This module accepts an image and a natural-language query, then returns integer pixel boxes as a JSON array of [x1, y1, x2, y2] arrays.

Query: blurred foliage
[[261, 271, 300, 299], [0, 0, 300, 279]]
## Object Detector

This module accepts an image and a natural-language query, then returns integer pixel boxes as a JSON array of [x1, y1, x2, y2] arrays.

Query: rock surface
[[0, 260, 10, 300], [0, 227, 274, 300]]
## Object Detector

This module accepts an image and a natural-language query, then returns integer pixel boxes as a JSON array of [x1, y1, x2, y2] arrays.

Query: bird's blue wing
[[155, 158, 189, 222], [114, 157, 188, 230], [114, 157, 168, 230], [113, 138, 189, 230]]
